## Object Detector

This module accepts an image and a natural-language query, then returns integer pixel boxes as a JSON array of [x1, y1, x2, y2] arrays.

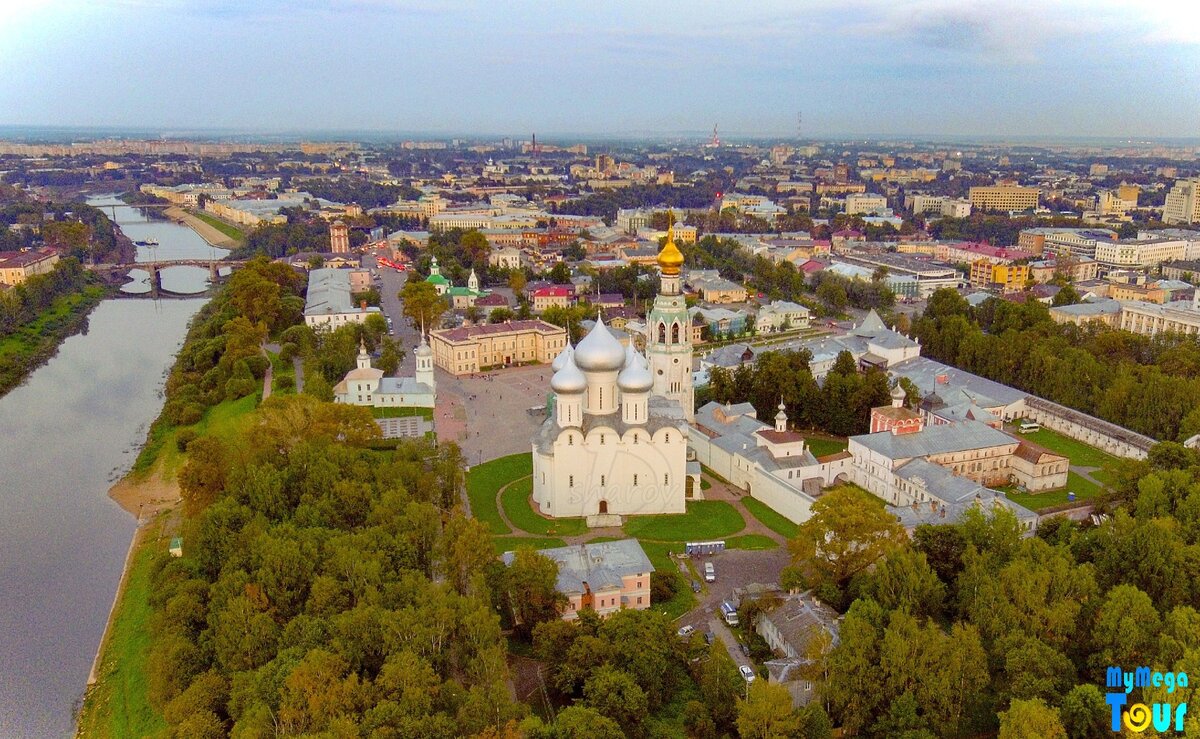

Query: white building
[[334, 338, 436, 409], [1094, 237, 1189, 268], [1164, 178, 1200, 225], [489, 246, 522, 270], [303, 268, 383, 328], [690, 401, 852, 525], [531, 234, 696, 524], [755, 300, 812, 333], [845, 193, 888, 215], [532, 325, 690, 524]]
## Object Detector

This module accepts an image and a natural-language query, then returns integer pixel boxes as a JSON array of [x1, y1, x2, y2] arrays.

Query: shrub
[[176, 428, 199, 452]]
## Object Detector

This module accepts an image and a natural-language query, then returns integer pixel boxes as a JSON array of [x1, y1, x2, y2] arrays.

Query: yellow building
[[969, 261, 1029, 292], [430, 319, 567, 374], [968, 186, 1039, 212], [0, 247, 60, 286]]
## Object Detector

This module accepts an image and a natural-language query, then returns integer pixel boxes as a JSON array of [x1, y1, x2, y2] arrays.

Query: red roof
[[532, 286, 573, 297]]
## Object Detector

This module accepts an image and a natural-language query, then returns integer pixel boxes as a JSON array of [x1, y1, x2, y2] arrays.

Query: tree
[[699, 642, 744, 731], [788, 486, 906, 591], [508, 270, 527, 294], [460, 229, 491, 268], [583, 667, 649, 737], [550, 705, 623, 739], [504, 548, 566, 639], [489, 307, 515, 323], [816, 279, 848, 313], [998, 698, 1066, 739], [1051, 284, 1081, 307], [1059, 684, 1107, 739], [736, 680, 800, 739], [400, 278, 448, 331], [859, 548, 945, 619], [1092, 584, 1161, 671], [178, 437, 228, 514], [548, 261, 572, 284]]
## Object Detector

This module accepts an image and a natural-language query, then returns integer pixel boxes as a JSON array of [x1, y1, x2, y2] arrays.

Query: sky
[[1, 0, 1198, 140]]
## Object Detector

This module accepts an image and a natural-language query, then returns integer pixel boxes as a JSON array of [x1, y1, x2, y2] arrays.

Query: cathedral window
[[600, 434, 605, 445], [658, 323, 666, 343], [633, 474, 638, 485], [664, 474, 669, 485], [665, 433, 670, 443], [671, 322, 680, 343], [567, 434, 573, 446], [600, 475, 605, 487], [633, 433, 638, 444], [569, 475, 574, 488]]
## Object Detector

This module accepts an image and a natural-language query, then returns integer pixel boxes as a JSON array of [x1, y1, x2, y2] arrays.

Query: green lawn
[[1007, 471, 1103, 512], [725, 534, 779, 550], [188, 210, 245, 241], [805, 435, 848, 457], [76, 521, 168, 738], [371, 406, 434, 419], [623, 500, 746, 541], [638, 540, 696, 619], [467, 453, 532, 535], [500, 476, 588, 537], [741, 497, 800, 539], [1016, 426, 1119, 469], [141, 393, 260, 480], [492, 536, 567, 554]]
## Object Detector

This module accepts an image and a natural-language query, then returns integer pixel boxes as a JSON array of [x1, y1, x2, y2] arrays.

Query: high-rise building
[[645, 219, 694, 421], [1163, 178, 1200, 225], [329, 219, 350, 253]]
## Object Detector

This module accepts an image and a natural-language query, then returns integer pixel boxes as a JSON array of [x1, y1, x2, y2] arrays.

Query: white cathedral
[[531, 224, 696, 524]]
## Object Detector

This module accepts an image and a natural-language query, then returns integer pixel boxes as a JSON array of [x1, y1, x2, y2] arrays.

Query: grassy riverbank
[[76, 517, 168, 738], [188, 210, 245, 242], [0, 283, 109, 398]]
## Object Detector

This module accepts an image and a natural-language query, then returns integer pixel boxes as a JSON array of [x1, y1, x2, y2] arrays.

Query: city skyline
[[2, 0, 1198, 139]]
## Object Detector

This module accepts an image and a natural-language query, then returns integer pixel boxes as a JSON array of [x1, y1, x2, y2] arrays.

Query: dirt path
[[163, 206, 239, 249]]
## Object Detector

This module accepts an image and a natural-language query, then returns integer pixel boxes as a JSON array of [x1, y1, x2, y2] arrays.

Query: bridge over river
[[92, 259, 249, 296]]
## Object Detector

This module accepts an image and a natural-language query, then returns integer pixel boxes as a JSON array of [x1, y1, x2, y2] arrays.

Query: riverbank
[[76, 515, 170, 739], [163, 206, 241, 249], [0, 282, 111, 399]]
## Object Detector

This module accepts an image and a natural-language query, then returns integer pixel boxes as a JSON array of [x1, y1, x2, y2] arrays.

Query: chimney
[[940, 505, 947, 519], [360, 300, 367, 310], [936, 374, 948, 384]]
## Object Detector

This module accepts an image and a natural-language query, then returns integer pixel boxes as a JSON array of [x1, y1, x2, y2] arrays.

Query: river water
[[0, 198, 209, 737], [87, 194, 231, 294]]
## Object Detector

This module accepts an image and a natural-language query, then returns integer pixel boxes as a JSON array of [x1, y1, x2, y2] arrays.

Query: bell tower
[[645, 212, 694, 421]]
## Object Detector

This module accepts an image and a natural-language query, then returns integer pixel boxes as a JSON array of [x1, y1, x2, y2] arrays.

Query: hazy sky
[[2, 0, 1198, 139]]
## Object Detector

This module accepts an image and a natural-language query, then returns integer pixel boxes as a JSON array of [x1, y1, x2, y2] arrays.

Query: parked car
[[704, 562, 716, 583], [677, 625, 695, 638], [740, 665, 756, 683], [691, 580, 701, 593]]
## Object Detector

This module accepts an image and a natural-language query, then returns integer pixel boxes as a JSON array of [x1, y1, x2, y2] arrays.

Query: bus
[[1018, 421, 1040, 433], [720, 601, 739, 626]]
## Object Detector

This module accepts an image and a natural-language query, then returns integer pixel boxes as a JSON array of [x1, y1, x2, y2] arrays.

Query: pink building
[[503, 539, 654, 621]]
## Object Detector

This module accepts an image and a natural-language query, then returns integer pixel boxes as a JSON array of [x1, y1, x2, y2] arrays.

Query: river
[[0, 198, 210, 737]]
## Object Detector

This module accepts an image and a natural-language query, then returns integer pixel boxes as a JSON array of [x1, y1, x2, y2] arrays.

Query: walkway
[[163, 206, 239, 249]]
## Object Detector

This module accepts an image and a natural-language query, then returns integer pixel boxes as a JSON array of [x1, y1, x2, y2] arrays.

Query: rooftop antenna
[[796, 111, 803, 142], [710, 123, 720, 148]]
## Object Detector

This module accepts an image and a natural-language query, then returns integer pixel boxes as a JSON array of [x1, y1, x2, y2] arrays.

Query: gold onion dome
[[658, 229, 684, 276]]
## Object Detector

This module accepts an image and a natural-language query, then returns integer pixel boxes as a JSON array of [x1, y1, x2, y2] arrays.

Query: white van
[[1018, 421, 1040, 433], [721, 601, 739, 626], [704, 562, 716, 583]]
